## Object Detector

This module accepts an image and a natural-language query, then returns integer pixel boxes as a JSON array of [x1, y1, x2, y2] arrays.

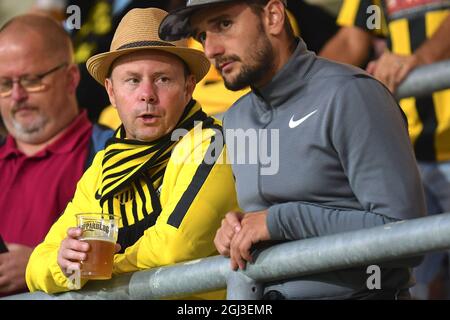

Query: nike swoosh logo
[[289, 110, 318, 128]]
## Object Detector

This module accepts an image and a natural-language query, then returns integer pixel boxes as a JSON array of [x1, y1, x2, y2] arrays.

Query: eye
[[196, 31, 206, 44], [0, 78, 11, 89], [219, 20, 232, 30], [156, 76, 170, 84], [21, 77, 41, 88], [125, 77, 140, 85]]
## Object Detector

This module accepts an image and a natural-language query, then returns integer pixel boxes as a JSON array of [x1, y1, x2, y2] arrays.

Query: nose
[[203, 32, 224, 60], [139, 80, 157, 105], [10, 81, 28, 102]]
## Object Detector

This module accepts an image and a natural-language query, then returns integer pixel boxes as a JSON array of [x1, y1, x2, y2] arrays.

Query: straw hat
[[86, 7, 210, 86]]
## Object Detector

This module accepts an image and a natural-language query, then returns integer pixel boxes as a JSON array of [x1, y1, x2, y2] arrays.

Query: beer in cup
[[76, 213, 120, 280]]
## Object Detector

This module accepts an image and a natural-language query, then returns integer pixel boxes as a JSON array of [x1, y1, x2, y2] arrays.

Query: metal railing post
[[226, 272, 263, 300]]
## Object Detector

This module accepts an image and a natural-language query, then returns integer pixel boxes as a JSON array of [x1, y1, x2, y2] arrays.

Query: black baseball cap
[[158, 0, 287, 41]]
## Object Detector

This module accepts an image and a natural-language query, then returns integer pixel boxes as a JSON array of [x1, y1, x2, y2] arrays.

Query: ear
[[105, 78, 116, 108], [184, 74, 196, 101], [264, 0, 286, 36], [66, 64, 80, 94]]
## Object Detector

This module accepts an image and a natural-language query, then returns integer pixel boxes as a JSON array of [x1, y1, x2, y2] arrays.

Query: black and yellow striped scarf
[[97, 100, 209, 250]]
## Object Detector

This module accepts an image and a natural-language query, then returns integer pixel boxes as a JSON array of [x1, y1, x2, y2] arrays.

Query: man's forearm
[[414, 15, 450, 64], [320, 26, 373, 67]]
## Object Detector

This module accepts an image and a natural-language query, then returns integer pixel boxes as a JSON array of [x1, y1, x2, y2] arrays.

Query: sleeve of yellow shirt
[[113, 124, 239, 273], [25, 152, 105, 293]]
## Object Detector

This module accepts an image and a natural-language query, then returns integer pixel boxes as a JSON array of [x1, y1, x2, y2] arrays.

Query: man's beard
[[5, 105, 49, 142], [222, 31, 274, 91]]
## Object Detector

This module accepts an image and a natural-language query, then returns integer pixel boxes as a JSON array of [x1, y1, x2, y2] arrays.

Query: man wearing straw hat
[[26, 7, 238, 295]]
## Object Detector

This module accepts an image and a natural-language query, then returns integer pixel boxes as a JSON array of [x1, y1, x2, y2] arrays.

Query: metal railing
[[395, 59, 450, 99], [5, 213, 450, 300]]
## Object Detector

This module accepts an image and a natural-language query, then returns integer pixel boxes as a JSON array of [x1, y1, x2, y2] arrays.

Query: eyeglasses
[[0, 62, 68, 98]]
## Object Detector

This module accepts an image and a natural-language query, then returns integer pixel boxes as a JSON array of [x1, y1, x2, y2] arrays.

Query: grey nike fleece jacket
[[223, 39, 426, 299]]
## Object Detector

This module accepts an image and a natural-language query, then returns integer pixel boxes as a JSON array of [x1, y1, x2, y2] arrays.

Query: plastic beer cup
[[76, 213, 120, 280]]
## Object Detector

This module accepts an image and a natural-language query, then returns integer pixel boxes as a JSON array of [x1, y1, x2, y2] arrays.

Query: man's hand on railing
[[366, 52, 425, 93], [214, 211, 243, 257], [215, 210, 271, 271]]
